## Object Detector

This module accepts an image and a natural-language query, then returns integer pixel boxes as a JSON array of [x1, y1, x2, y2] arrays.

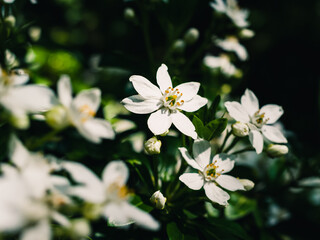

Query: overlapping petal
[[171, 111, 197, 139], [179, 173, 204, 190], [224, 101, 250, 122], [175, 82, 200, 102], [177, 95, 208, 112], [262, 125, 287, 143], [147, 109, 172, 135], [203, 182, 230, 206], [241, 89, 259, 116], [249, 130, 264, 154], [213, 154, 235, 174], [121, 95, 162, 114], [192, 139, 211, 169], [215, 175, 245, 191], [156, 64, 172, 94], [129, 75, 162, 99], [260, 104, 284, 124], [178, 147, 202, 171]]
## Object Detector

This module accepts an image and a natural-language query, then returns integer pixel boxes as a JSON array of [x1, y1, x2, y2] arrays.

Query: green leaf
[[130, 195, 154, 213], [192, 115, 205, 138], [205, 118, 228, 140], [206, 95, 221, 123], [167, 222, 183, 240], [224, 193, 256, 220]]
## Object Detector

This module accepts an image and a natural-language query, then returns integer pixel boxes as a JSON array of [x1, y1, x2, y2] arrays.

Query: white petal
[[179, 173, 204, 190], [260, 104, 284, 124], [233, 43, 248, 61], [121, 95, 162, 114], [72, 88, 101, 114], [20, 220, 51, 240], [178, 95, 208, 112], [213, 154, 235, 174], [203, 182, 230, 206], [51, 211, 70, 227], [193, 139, 211, 169], [178, 147, 202, 171], [129, 75, 162, 99], [11, 72, 29, 86], [147, 109, 172, 135], [215, 175, 245, 191], [9, 135, 31, 169], [224, 101, 250, 122], [58, 74, 73, 107], [240, 89, 259, 116], [175, 82, 200, 102], [1, 85, 56, 114], [249, 130, 264, 154], [102, 161, 129, 188], [262, 125, 287, 143], [171, 111, 197, 139], [82, 118, 115, 141], [156, 64, 172, 94]]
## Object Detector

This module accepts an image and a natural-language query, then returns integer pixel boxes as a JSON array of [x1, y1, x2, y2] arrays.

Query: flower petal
[[58, 74, 73, 107], [203, 182, 230, 206], [171, 111, 197, 139], [240, 89, 259, 116], [178, 95, 208, 112], [9, 135, 31, 169], [249, 130, 264, 154], [11, 71, 29, 86], [102, 161, 129, 188], [224, 101, 250, 122], [175, 82, 200, 102], [156, 64, 172, 94], [178, 147, 202, 171], [147, 109, 172, 135], [20, 220, 51, 240], [179, 173, 204, 190], [193, 139, 211, 169], [121, 95, 162, 114], [129, 75, 162, 99], [215, 175, 245, 191], [72, 88, 101, 114], [260, 104, 284, 124], [262, 125, 287, 143], [82, 118, 115, 141], [213, 154, 235, 174]]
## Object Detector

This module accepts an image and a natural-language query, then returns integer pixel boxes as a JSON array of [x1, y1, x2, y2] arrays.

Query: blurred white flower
[[4, 0, 37, 4], [179, 139, 244, 206], [0, 67, 55, 119], [215, 36, 248, 61], [122, 64, 208, 139], [225, 89, 287, 154], [53, 75, 115, 143], [62, 160, 160, 230], [203, 54, 238, 77], [210, 0, 249, 28]]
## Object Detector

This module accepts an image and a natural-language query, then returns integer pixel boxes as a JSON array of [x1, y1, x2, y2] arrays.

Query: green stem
[[218, 130, 232, 153], [229, 146, 255, 155], [152, 155, 159, 189], [28, 129, 61, 150], [223, 137, 240, 153]]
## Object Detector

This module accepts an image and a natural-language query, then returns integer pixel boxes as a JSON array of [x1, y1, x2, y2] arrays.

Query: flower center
[[203, 161, 223, 181], [106, 183, 129, 201], [162, 87, 184, 110], [251, 110, 269, 128], [79, 104, 96, 123]]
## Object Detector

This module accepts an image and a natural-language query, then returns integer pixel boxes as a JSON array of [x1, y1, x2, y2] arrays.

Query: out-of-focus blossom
[[203, 54, 238, 77], [49, 75, 115, 143], [4, 0, 37, 4], [179, 139, 245, 206], [0, 67, 55, 120], [150, 190, 166, 209], [62, 160, 160, 230], [210, 0, 249, 28], [225, 89, 287, 154], [215, 36, 248, 61], [122, 64, 208, 139]]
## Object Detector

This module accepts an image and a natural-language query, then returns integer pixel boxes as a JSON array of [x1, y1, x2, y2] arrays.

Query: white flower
[[121, 64, 208, 139], [215, 36, 248, 61], [210, 0, 249, 28], [55, 75, 115, 143], [0, 68, 55, 118], [62, 160, 160, 230], [225, 89, 287, 154], [203, 54, 237, 77], [150, 190, 166, 209], [179, 139, 244, 206]]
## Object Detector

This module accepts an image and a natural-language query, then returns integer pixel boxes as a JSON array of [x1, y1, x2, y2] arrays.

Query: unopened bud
[[239, 29, 255, 39], [144, 137, 161, 155], [70, 218, 91, 238], [124, 8, 135, 21], [150, 190, 166, 209], [239, 179, 255, 191], [29, 26, 41, 42], [267, 144, 288, 158], [232, 122, 249, 137], [4, 15, 16, 28], [184, 28, 199, 45], [10, 113, 30, 129], [172, 39, 186, 53], [45, 105, 69, 130]]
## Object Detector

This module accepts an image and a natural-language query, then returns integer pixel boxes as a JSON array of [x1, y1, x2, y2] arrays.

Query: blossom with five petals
[[121, 64, 208, 139], [179, 139, 244, 206], [224, 89, 287, 154]]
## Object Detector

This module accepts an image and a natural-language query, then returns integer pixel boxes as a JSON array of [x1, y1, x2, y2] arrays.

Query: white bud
[[144, 137, 161, 155], [232, 122, 249, 137], [239, 179, 255, 191], [172, 39, 186, 53], [184, 28, 199, 45], [10, 113, 30, 129], [4, 15, 16, 28], [45, 105, 69, 130], [267, 144, 288, 158], [70, 218, 91, 238], [124, 8, 135, 21], [28, 26, 42, 42], [239, 29, 255, 39], [150, 190, 166, 209]]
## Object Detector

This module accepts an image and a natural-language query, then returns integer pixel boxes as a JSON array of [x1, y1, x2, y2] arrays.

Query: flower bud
[[124, 8, 135, 21], [184, 28, 199, 45], [70, 218, 91, 238], [267, 144, 288, 158], [4, 15, 16, 28], [238, 179, 255, 191], [172, 39, 186, 53], [28, 26, 42, 42], [232, 122, 249, 137], [144, 137, 161, 155], [239, 29, 255, 39], [45, 105, 69, 130], [150, 190, 166, 209], [10, 113, 30, 129]]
